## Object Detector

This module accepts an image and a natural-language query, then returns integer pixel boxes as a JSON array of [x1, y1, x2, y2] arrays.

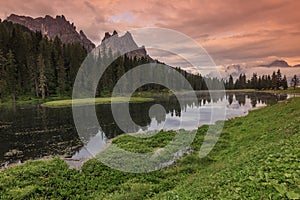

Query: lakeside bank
[[0, 97, 299, 199]]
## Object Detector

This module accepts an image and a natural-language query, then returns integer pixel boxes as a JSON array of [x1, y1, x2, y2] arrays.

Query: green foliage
[[4, 50, 18, 102], [112, 131, 176, 153], [0, 20, 87, 101]]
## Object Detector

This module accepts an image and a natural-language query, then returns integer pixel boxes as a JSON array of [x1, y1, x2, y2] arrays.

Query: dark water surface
[[0, 92, 289, 166]]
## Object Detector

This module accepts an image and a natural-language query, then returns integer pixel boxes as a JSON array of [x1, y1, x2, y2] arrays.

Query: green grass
[[0, 98, 299, 199], [0, 95, 71, 107], [225, 89, 256, 92], [41, 97, 154, 108], [132, 89, 173, 97], [258, 87, 300, 95]]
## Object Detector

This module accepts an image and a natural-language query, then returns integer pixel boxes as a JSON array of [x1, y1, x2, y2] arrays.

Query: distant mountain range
[[6, 14, 95, 51], [259, 60, 300, 68], [222, 60, 300, 81]]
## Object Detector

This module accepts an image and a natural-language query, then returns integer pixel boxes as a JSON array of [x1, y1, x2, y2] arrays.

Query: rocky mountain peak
[[101, 30, 119, 42], [6, 14, 95, 51], [269, 60, 290, 67], [260, 60, 291, 68], [112, 30, 118, 36], [100, 30, 151, 60]]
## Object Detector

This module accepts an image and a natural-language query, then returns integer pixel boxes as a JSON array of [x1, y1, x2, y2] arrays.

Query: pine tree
[[276, 69, 282, 89], [228, 75, 234, 90], [37, 54, 47, 99], [0, 49, 6, 100], [291, 75, 299, 90], [57, 56, 66, 95], [5, 50, 18, 102], [271, 71, 277, 90], [281, 75, 288, 90], [250, 73, 258, 89]]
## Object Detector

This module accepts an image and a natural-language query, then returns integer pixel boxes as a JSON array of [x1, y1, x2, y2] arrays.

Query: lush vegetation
[[41, 97, 154, 108], [259, 87, 300, 95], [0, 97, 299, 199]]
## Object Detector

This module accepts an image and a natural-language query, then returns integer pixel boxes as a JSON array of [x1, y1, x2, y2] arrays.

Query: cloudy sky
[[1, 0, 300, 68]]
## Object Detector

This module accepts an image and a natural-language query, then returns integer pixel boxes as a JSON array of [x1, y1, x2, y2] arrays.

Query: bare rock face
[[101, 30, 151, 60], [7, 14, 95, 51]]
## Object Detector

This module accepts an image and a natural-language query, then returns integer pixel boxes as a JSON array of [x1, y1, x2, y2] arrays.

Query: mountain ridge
[[6, 14, 95, 51], [259, 59, 300, 68]]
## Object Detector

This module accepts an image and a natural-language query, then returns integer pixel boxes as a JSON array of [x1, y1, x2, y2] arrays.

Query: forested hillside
[[0, 20, 225, 102], [0, 20, 87, 101]]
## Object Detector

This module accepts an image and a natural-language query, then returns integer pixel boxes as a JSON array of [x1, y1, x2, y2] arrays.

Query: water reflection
[[0, 92, 289, 165], [72, 92, 288, 160]]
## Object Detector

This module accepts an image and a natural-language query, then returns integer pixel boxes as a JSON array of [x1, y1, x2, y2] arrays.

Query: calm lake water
[[0, 92, 290, 166]]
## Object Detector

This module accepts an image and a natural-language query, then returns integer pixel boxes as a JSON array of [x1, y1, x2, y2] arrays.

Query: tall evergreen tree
[[271, 71, 277, 90], [281, 75, 288, 90], [57, 56, 66, 95], [37, 54, 47, 99], [228, 75, 234, 90], [276, 69, 282, 89], [5, 50, 18, 102], [291, 75, 299, 90], [0, 49, 6, 100]]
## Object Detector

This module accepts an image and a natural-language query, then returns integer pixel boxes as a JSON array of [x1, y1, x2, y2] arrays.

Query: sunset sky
[[1, 0, 300, 68]]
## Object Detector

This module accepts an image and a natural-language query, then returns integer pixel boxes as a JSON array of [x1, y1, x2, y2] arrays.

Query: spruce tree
[[228, 75, 234, 90], [5, 50, 18, 102], [271, 71, 277, 90], [37, 54, 47, 99], [291, 75, 299, 90], [276, 69, 282, 89], [57, 56, 66, 95], [0, 49, 6, 100], [282, 75, 288, 90]]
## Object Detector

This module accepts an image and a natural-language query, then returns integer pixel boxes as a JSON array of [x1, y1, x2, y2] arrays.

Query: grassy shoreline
[[256, 87, 300, 95], [41, 97, 154, 108], [0, 97, 299, 199], [1, 88, 299, 107]]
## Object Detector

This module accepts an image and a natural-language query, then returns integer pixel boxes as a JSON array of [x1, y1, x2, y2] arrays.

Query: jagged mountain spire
[[100, 30, 151, 60]]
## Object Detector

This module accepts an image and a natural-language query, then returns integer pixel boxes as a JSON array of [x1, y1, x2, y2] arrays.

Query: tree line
[[100, 53, 225, 94], [78, 48, 225, 98], [224, 70, 292, 90]]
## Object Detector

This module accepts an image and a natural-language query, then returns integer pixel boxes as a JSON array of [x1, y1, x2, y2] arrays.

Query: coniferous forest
[[0, 20, 87, 102], [224, 70, 288, 90], [0, 20, 289, 103]]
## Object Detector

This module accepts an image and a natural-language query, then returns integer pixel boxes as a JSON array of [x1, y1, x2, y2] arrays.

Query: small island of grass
[[41, 97, 154, 108]]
